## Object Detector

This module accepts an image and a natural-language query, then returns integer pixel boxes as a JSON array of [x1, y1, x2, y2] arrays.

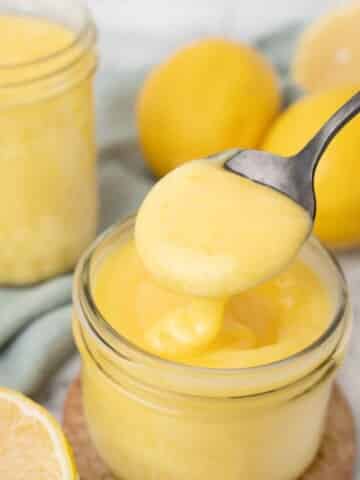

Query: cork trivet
[[63, 377, 356, 480]]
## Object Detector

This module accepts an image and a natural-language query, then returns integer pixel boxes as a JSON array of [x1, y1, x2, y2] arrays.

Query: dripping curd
[[94, 239, 331, 367], [92, 159, 329, 368]]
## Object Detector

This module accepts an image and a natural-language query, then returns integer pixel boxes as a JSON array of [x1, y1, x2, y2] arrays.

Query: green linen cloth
[[0, 24, 301, 395]]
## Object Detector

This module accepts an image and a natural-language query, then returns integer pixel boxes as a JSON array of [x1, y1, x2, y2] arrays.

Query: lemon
[[262, 85, 360, 249], [0, 387, 78, 480], [292, 4, 360, 92], [137, 37, 281, 177]]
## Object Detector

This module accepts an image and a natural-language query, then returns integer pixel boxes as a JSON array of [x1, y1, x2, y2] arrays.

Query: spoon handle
[[297, 90, 360, 172]]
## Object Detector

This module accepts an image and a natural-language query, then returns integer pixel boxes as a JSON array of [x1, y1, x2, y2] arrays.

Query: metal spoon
[[223, 90, 360, 218]]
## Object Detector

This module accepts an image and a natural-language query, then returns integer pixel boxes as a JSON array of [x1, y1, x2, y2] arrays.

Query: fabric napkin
[[0, 24, 301, 396]]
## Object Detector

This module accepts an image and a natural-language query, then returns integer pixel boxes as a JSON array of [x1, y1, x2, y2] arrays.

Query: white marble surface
[[86, 0, 347, 39], [37, 0, 360, 477]]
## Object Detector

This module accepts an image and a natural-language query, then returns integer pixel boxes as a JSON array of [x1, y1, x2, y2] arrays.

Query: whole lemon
[[137, 38, 281, 177], [262, 85, 360, 249]]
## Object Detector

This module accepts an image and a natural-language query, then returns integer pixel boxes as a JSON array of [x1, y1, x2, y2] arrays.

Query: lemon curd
[[135, 160, 311, 297], [73, 160, 350, 480], [0, 7, 97, 284], [74, 217, 351, 480], [94, 239, 332, 368]]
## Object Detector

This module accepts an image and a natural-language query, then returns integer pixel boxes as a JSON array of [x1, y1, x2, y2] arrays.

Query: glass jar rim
[[0, 0, 97, 91], [74, 215, 349, 381], [0, 1, 94, 69]]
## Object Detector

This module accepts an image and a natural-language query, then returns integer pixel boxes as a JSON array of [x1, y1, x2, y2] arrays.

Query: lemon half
[[0, 387, 78, 480], [292, 4, 360, 92]]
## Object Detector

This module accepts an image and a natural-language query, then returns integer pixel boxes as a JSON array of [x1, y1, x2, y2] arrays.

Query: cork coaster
[[63, 377, 356, 480]]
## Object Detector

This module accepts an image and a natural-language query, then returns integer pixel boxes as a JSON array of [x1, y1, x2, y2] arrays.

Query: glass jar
[[0, 0, 97, 285], [73, 217, 351, 480]]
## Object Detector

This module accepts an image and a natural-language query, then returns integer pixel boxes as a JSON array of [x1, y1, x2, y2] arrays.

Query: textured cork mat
[[63, 377, 356, 480]]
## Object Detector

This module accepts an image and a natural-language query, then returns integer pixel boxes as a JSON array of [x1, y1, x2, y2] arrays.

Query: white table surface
[[38, 0, 360, 477]]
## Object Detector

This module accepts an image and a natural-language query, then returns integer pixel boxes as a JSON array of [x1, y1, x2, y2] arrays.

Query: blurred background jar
[[0, 0, 97, 285]]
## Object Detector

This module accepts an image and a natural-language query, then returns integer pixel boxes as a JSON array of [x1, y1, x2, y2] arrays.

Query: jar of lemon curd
[[73, 218, 351, 480], [0, 0, 97, 284]]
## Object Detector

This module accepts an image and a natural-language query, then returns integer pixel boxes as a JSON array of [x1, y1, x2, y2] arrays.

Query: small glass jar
[[73, 217, 351, 480], [0, 0, 97, 285]]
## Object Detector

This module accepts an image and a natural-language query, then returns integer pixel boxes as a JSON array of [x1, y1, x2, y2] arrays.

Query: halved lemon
[[292, 3, 360, 92], [0, 387, 78, 480]]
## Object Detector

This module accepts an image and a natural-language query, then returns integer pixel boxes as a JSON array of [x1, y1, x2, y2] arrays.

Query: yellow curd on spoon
[[135, 160, 311, 297]]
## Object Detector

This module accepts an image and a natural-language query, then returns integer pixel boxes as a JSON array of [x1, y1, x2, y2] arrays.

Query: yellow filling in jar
[[74, 220, 349, 480], [0, 15, 97, 284], [94, 239, 332, 368]]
